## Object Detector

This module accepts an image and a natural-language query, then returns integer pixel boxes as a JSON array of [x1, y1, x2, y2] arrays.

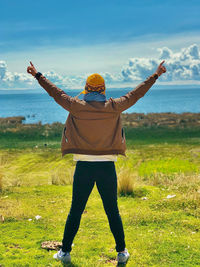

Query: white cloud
[[0, 63, 86, 89], [1, 44, 200, 89], [0, 61, 34, 89], [0, 61, 7, 79], [121, 44, 200, 83], [103, 72, 123, 85], [158, 47, 172, 59], [43, 70, 87, 89]]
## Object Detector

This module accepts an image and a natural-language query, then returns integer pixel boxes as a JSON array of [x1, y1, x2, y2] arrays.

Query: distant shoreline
[[1, 112, 200, 128]]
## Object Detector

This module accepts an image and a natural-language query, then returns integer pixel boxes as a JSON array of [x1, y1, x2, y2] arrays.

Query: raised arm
[[111, 61, 167, 112], [27, 61, 73, 112]]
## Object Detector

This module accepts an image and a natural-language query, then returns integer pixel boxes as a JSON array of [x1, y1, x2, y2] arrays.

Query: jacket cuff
[[35, 72, 42, 81], [152, 73, 158, 80]]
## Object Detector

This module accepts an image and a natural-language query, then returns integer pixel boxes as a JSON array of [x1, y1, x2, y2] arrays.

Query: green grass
[[125, 125, 200, 146], [0, 122, 63, 149], [0, 185, 200, 266], [1, 143, 199, 188], [0, 124, 200, 266], [1, 125, 200, 149]]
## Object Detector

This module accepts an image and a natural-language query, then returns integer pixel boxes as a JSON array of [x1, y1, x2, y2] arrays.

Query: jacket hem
[[62, 149, 126, 157]]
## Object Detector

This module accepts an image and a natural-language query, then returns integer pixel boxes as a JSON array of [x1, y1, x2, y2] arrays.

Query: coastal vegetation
[[0, 113, 200, 266]]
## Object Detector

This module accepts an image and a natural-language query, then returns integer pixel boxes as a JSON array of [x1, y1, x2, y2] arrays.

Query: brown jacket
[[38, 74, 157, 156]]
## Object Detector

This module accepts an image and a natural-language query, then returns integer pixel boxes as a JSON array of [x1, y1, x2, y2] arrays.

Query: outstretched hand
[[27, 61, 37, 77], [155, 60, 167, 77]]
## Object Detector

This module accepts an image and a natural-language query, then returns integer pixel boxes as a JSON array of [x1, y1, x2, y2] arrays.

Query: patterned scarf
[[83, 92, 106, 102]]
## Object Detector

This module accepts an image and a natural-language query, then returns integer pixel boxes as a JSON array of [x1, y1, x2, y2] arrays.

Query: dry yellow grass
[[50, 167, 74, 185], [0, 173, 3, 191], [117, 168, 136, 196], [117, 168, 200, 198]]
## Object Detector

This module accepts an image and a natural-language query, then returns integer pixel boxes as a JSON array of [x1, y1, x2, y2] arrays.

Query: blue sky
[[0, 0, 200, 89]]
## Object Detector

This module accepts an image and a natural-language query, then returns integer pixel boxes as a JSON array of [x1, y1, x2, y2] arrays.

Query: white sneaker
[[117, 248, 130, 264], [53, 249, 71, 264]]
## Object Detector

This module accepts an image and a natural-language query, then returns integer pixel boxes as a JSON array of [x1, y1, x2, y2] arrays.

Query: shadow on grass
[[116, 261, 129, 266], [62, 263, 80, 267], [61, 258, 129, 267]]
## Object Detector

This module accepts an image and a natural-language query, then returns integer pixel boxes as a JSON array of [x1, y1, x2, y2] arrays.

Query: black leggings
[[62, 161, 126, 252]]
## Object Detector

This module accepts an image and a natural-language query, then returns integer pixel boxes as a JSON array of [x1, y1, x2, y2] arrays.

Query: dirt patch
[[41, 241, 62, 251]]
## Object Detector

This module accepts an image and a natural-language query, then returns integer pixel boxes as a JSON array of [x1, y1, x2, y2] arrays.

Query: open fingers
[[160, 60, 165, 66]]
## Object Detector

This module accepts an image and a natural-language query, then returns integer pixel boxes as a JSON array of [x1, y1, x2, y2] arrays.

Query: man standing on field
[[27, 60, 166, 264]]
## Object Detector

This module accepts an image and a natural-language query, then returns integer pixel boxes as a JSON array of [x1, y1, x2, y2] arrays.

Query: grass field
[[0, 123, 200, 266]]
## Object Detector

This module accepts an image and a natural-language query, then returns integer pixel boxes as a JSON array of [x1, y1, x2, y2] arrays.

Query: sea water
[[0, 87, 199, 124]]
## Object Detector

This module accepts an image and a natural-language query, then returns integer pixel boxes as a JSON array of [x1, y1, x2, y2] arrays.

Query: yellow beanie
[[81, 73, 106, 95]]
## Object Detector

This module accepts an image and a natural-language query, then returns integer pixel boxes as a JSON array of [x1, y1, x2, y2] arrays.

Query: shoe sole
[[117, 256, 130, 265], [53, 253, 71, 264]]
